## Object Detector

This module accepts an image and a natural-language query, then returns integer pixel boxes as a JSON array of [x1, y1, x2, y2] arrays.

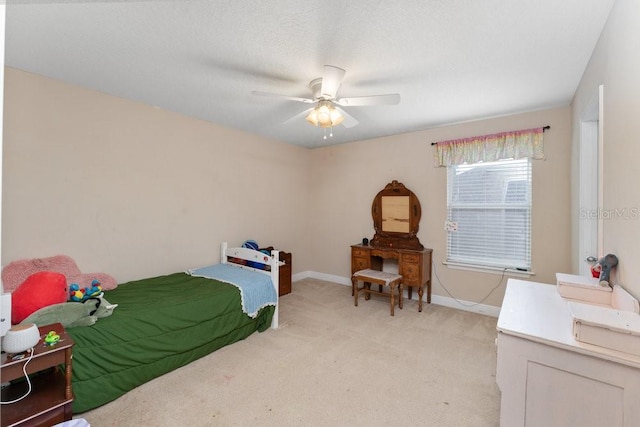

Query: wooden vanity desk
[[351, 244, 432, 311], [352, 180, 433, 311]]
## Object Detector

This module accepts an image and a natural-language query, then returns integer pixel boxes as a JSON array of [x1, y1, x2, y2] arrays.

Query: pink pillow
[[67, 273, 118, 291], [12, 271, 68, 324], [2, 255, 118, 293]]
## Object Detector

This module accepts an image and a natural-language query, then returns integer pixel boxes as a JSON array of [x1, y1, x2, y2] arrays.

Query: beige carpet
[[80, 278, 500, 426]]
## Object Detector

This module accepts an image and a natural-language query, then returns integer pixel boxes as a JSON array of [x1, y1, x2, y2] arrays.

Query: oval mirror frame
[[370, 180, 423, 250]]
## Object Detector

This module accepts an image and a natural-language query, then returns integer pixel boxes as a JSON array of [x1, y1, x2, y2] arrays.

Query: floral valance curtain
[[433, 127, 545, 167]]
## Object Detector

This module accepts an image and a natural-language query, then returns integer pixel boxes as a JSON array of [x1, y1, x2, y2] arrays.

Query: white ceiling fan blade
[[282, 108, 314, 125], [335, 93, 401, 107], [252, 91, 315, 104], [335, 106, 359, 128], [320, 65, 346, 99]]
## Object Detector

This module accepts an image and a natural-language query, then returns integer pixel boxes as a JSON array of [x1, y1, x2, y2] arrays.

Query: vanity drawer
[[352, 248, 370, 258], [401, 253, 420, 263], [352, 257, 370, 272], [401, 263, 420, 283]]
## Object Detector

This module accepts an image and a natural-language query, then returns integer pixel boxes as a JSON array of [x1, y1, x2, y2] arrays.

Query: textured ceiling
[[5, 0, 615, 148]]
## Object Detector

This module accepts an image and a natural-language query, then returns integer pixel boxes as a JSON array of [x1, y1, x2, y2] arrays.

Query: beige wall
[[2, 68, 310, 284], [572, 0, 640, 299], [309, 107, 572, 307], [3, 69, 574, 308], [6, 3, 637, 307]]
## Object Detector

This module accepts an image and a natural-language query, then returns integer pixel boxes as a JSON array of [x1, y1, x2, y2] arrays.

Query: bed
[[65, 242, 281, 413]]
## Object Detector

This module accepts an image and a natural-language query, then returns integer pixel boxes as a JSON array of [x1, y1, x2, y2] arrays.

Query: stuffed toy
[[11, 271, 68, 324], [69, 280, 103, 302], [85, 280, 103, 298], [21, 301, 96, 328], [592, 254, 619, 287], [19, 296, 118, 329], [69, 284, 86, 302], [93, 296, 118, 318], [1, 254, 118, 293]]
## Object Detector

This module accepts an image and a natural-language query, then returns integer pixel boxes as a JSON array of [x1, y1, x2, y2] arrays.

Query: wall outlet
[[444, 221, 458, 232]]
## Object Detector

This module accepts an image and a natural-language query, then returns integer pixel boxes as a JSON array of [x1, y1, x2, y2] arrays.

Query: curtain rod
[[430, 125, 550, 146]]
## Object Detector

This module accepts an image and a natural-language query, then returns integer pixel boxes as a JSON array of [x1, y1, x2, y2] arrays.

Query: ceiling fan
[[252, 65, 400, 136]]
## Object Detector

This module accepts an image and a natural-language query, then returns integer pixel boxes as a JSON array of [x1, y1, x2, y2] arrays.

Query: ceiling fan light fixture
[[306, 100, 344, 128], [329, 108, 344, 127], [305, 109, 319, 126], [253, 65, 400, 133]]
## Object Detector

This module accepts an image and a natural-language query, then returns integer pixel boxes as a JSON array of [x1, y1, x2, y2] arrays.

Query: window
[[446, 158, 531, 271]]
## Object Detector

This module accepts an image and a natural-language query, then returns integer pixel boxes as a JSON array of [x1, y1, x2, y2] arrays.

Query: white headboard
[[221, 242, 279, 328]]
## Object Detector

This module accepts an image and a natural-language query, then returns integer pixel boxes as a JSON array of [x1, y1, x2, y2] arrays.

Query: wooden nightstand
[[260, 246, 293, 296], [1, 323, 74, 427]]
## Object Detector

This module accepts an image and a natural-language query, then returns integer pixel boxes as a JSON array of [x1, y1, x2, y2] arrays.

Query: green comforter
[[67, 272, 274, 413]]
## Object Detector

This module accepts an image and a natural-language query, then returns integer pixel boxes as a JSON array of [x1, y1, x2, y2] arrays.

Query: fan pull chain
[[322, 127, 335, 140]]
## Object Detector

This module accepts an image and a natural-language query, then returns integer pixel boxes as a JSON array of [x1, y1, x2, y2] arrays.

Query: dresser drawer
[[352, 248, 370, 258], [400, 262, 420, 283], [401, 253, 421, 263], [352, 257, 370, 272]]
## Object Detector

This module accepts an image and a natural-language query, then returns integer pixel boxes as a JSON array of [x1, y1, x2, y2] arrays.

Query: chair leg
[[390, 284, 395, 316], [399, 283, 403, 310], [353, 277, 358, 307]]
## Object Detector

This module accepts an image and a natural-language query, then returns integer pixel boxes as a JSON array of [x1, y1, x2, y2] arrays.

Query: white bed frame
[[220, 242, 279, 329]]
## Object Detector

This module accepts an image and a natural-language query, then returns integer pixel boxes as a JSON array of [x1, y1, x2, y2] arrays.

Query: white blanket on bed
[[187, 264, 277, 318]]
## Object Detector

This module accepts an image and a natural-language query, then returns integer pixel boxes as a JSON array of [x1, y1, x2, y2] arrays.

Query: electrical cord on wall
[[0, 348, 35, 405], [431, 259, 507, 308]]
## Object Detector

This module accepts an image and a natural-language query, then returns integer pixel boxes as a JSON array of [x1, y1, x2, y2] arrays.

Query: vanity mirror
[[370, 180, 423, 250]]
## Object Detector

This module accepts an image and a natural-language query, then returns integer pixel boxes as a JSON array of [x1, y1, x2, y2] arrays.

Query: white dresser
[[496, 279, 640, 426]]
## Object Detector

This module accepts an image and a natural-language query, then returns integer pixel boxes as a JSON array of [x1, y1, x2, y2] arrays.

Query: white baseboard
[[295, 271, 351, 286], [430, 294, 500, 317], [294, 271, 500, 318]]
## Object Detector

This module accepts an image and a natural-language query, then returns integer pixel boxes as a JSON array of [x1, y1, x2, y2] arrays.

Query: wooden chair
[[352, 269, 403, 316]]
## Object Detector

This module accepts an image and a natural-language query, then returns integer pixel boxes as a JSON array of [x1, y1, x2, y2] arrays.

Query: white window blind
[[447, 158, 532, 270]]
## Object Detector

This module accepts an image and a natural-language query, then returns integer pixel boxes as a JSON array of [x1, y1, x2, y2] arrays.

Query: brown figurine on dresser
[[351, 180, 433, 311]]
